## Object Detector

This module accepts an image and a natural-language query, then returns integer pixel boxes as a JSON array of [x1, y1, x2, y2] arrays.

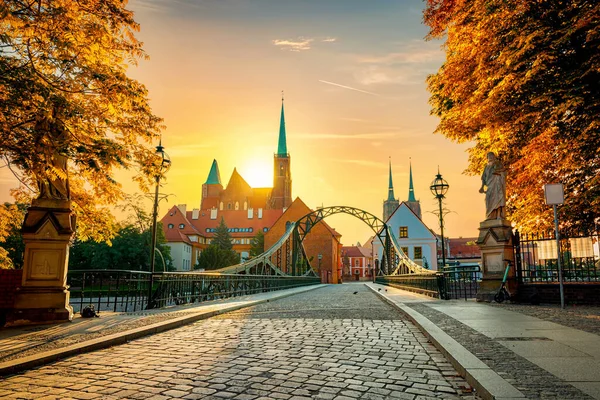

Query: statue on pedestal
[[34, 109, 70, 201], [479, 152, 506, 220]]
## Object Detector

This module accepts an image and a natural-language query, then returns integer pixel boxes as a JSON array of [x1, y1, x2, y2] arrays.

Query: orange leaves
[[0, 0, 164, 242], [424, 0, 600, 233]]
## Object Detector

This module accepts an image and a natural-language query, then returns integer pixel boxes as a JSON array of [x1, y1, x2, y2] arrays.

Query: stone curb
[[0, 284, 324, 376], [367, 283, 526, 400]]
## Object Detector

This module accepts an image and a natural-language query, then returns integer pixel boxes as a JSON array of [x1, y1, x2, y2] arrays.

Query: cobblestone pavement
[[0, 284, 480, 399], [407, 303, 592, 399], [489, 302, 600, 335]]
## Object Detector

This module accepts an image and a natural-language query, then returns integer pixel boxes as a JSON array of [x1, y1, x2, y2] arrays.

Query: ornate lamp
[[148, 140, 171, 308], [430, 168, 449, 269]]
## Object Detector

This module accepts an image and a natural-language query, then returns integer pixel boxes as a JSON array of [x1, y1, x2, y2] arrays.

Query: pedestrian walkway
[[0, 284, 323, 375], [368, 282, 600, 399]]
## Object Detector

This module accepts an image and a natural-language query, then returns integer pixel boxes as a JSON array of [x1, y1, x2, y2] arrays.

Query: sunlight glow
[[239, 159, 273, 188]]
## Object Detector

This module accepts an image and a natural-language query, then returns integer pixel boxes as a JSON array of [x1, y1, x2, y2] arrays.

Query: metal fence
[[376, 264, 481, 300], [440, 265, 481, 300], [515, 231, 600, 284], [67, 270, 320, 313], [376, 273, 443, 298]]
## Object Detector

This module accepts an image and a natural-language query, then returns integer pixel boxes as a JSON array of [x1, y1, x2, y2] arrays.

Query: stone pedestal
[[476, 219, 516, 302], [11, 199, 75, 325]]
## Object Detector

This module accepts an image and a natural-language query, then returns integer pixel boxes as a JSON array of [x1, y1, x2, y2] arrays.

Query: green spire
[[205, 159, 221, 185], [408, 158, 416, 202], [277, 94, 288, 157], [387, 157, 395, 201]]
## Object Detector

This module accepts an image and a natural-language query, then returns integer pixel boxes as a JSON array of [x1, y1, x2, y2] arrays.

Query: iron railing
[[67, 270, 320, 313], [376, 273, 444, 298], [440, 265, 481, 300], [376, 265, 481, 300], [515, 231, 600, 283]]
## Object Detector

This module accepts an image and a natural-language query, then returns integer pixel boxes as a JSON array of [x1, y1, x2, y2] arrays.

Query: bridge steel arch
[[216, 206, 434, 278]]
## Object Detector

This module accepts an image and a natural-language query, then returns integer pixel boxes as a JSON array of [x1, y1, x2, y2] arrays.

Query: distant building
[[161, 97, 293, 270], [445, 237, 481, 266], [372, 161, 438, 270], [382, 159, 400, 222], [161, 98, 341, 273], [341, 245, 373, 280], [265, 198, 342, 283]]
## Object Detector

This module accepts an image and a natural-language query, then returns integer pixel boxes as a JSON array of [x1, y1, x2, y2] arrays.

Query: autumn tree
[[424, 0, 600, 233], [0, 0, 163, 242], [69, 223, 173, 271], [0, 203, 26, 269], [195, 218, 239, 270], [249, 231, 264, 257]]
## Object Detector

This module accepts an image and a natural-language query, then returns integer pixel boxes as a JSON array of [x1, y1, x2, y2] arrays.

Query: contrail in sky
[[318, 80, 380, 96]]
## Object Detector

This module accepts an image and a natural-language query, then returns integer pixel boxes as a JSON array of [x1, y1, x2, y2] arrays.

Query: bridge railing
[[376, 265, 482, 300], [67, 270, 320, 313], [376, 273, 444, 298]]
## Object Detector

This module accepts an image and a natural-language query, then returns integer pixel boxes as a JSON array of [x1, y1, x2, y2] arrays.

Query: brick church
[[161, 98, 341, 278]]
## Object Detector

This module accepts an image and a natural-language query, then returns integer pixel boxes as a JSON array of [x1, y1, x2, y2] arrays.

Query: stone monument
[[476, 152, 516, 302], [10, 112, 75, 325]]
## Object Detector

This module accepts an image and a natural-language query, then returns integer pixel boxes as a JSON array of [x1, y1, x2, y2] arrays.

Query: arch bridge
[[216, 206, 434, 278]]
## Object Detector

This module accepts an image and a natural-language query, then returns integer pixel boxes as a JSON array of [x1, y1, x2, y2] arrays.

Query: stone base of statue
[[9, 199, 75, 326], [475, 218, 516, 303]]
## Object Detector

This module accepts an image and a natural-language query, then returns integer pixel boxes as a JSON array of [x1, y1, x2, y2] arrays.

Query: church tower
[[406, 159, 422, 219], [201, 159, 223, 210], [383, 158, 399, 221], [269, 95, 292, 209]]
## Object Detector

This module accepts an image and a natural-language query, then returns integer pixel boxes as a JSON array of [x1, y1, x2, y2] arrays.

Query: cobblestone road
[[0, 284, 479, 399]]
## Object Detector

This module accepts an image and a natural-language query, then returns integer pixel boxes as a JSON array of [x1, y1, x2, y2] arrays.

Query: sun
[[240, 159, 272, 188]]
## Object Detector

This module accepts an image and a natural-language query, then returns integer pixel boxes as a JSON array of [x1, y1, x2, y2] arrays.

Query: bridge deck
[[0, 284, 478, 399]]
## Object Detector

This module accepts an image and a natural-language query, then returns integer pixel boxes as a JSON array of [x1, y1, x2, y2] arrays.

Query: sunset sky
[[0, 0, 485, 245]]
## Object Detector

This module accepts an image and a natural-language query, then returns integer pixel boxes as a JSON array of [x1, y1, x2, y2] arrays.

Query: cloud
[[333, 159, 387, 169], [272, 37, 314, 52], [322, 37, 337, 43], [318, 80, 380, 96], [295, 132, 398, 140], [352, 41, 445, 86]]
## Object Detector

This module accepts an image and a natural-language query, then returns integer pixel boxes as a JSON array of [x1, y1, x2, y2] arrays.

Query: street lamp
[[430, 168, 449, 269], [148, 139, 171, 308]]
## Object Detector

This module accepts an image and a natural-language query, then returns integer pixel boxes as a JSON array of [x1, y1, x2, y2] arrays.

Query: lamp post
[[430, 168, 449, 269], [544, 183, 565, 309], [147, 140, 171, 309]]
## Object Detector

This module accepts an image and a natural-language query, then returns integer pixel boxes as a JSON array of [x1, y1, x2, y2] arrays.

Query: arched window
[[244, 201, 247, 210], [168, 224, 174, 229], [228, 203, 231, 210], [235, 201, 239, 210], [279, 163, 284, 176], [179, 224, 185, 229], [219, 202, 223, 210]]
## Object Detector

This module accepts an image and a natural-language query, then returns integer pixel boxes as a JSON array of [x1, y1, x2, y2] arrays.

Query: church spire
[[277, 92, 288, 157], [205, 159, 221, 185], [408, 158, 416, 202], [387, 157, 395, 201]]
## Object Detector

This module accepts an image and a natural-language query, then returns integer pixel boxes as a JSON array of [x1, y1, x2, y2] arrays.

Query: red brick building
[[265, 198, 342, 283], [160, 98, 340, 273]]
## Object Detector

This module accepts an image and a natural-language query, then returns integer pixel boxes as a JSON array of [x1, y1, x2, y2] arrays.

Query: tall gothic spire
[[387, 157, 395, 201], [408, 158, 416, 202], [277, 92, 288, 157]]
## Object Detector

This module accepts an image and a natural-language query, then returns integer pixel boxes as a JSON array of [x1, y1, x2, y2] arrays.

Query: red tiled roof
[[160, 205, 201, 236], [342, 246, 372, 258], [448, 237, 480, 257], [187, 209, 283, 237]]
